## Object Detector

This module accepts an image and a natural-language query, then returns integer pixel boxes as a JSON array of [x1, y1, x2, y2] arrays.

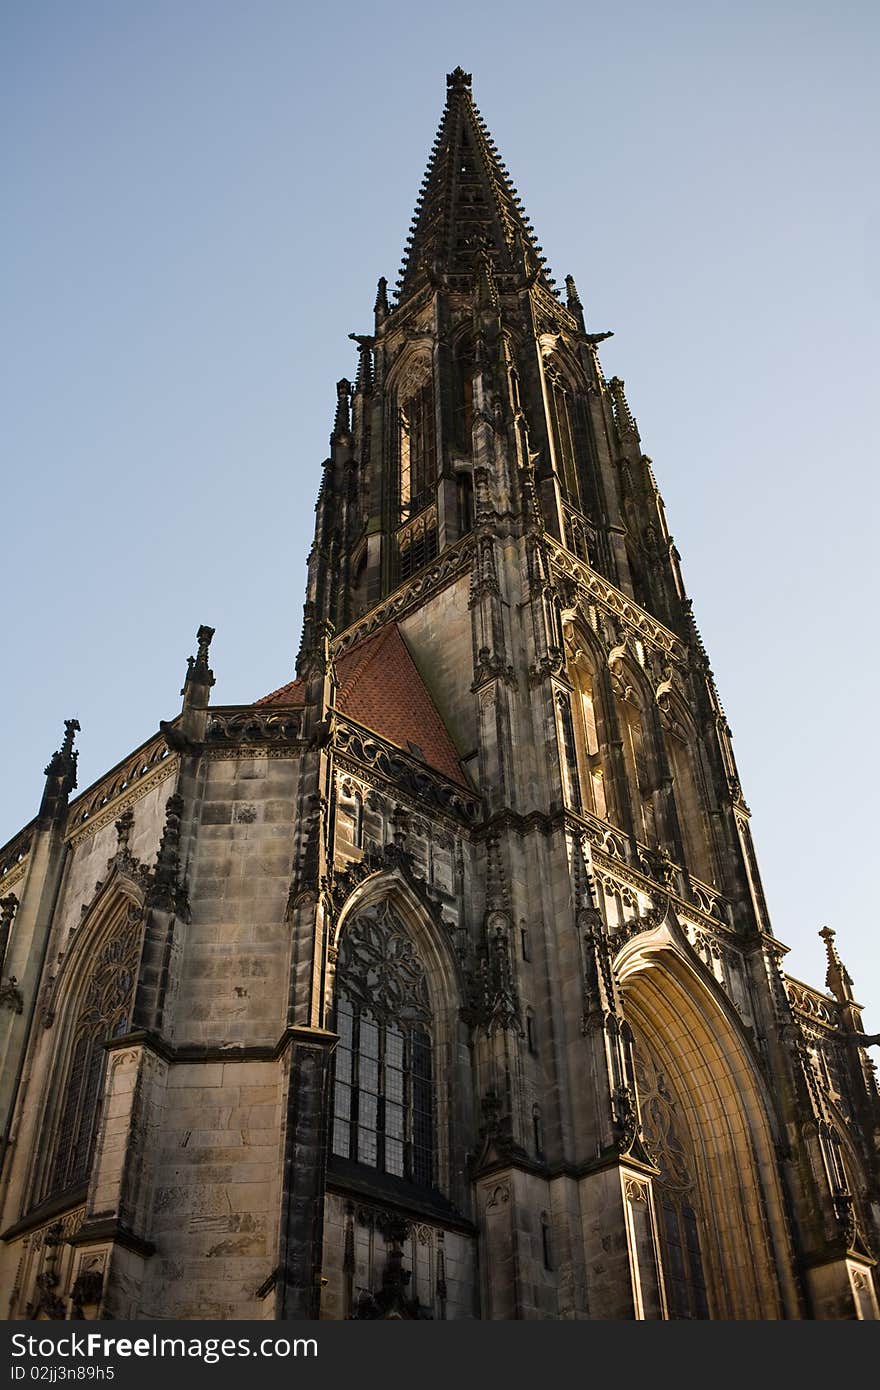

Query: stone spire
[[395, 68, 556, 300]]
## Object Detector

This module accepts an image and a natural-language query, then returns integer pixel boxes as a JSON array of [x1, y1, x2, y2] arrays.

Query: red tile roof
[[258, 624, 467, 787]]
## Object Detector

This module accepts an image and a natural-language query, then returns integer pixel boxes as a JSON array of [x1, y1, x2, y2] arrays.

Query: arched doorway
[[617, 925, 801, 1319]]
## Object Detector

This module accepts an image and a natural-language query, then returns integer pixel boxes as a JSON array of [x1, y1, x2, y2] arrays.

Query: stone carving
[[206, 708, 303, 745], [337, 900, 431, 1024], [0, 976, 23, 1013], [334, 720, 478, 822], [0, 892, 18, 969], [547, 538, 686, 662]]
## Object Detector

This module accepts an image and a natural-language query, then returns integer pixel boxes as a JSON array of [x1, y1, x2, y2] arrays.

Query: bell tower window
[[547, 368, 580, 506], [399, 378, 435, 519]]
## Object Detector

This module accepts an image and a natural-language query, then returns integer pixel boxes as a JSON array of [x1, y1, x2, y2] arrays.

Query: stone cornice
[[65, 733, 177, 846], [333, 716, 480, 825], [204, 705, 305, 746], [785, 977, 842, 1031], [104, 1025, 336, 1065], [1, 1194, 86, 1245]]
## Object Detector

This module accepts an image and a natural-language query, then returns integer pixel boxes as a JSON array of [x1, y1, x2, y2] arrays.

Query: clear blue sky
[[3, 1, 878, 1026]]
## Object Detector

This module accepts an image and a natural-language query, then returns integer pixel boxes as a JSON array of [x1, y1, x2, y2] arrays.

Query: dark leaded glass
[[43, 908, 141, 1202], [331, 902, 436, 1188]]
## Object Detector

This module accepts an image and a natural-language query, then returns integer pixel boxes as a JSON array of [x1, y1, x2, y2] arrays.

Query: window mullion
[[377, 1020, 387, 1175], [403, 1029, 413, 1183], [349, 1008, 360, 1162]]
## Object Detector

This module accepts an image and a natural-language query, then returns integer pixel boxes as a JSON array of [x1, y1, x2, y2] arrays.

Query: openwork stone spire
[[396, 68, 556, 300]]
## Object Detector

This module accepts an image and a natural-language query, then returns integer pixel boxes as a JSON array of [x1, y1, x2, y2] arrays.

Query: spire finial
[[195, 625, 214, 672], [819, 925, 856, 1004], [44, 718, 80, 785], [181, 625, 215, 705], [40, 718, 80, 822], [446, 67, 472, 91]]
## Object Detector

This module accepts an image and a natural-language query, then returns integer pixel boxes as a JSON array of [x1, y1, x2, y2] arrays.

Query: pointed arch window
[[42, 906, 141, 1202], [547, 367, 580, 506], [618, 699, 657, 844], [332, 901, 435, 1189], [555, 691, 583, 814], [573, 668, 609, 819], [661, 714, 713, 884], [456, 468, 474, 535], [399, 376, 435, 520]]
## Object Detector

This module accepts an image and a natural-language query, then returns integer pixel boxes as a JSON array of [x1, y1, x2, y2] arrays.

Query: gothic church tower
[[0, 69, 877, 1320]]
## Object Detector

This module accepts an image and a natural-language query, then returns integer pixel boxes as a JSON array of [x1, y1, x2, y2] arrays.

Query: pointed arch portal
[[617, 929, 801, 1319]]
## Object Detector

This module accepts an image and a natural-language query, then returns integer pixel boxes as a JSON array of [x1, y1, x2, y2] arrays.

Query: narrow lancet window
[[399, 378, 435, 520]]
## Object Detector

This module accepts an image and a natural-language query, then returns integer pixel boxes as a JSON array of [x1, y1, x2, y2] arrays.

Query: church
[[0, 68, 877, 1321]]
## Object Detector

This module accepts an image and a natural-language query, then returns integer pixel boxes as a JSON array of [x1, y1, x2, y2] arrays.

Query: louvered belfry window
[[331, 901, 435, 1189], [43, 910, 140, 1200], [399, 380, 436, 520]]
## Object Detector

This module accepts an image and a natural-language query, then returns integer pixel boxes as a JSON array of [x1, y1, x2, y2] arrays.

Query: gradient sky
[[3, 1, 878, 1028]]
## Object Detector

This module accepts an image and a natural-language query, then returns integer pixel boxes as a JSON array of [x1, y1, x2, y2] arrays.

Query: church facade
[[1, 69, 878, 1321]]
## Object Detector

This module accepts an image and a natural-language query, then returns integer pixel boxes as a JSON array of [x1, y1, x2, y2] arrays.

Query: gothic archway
[[617, 927, 801, 1319]]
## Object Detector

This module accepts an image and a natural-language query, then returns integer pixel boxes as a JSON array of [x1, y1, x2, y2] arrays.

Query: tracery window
[[635, 1042, 709, 1319], [332, 901, 435, 1188], [555, 690, 583, 814], [399, 378, 435, 520], [662, 723, 712, 884], [621, 704, 657, 844], [547, 368, 580, 505], [42, 908, 141, 1202]]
